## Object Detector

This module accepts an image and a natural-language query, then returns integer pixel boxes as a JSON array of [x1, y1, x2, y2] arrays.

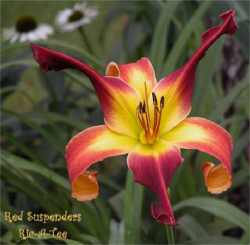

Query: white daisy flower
[[3, 16, 53, 43], [55, 2, 98, 32]]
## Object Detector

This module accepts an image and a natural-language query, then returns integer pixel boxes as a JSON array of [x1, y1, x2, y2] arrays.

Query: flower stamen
[[137, 103, 147, 132], [144, 82, 151, 126], [154, 96, 164, 137], [137, 84, 165, 144]]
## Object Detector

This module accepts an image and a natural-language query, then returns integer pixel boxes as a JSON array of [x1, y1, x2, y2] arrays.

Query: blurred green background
[[1, 0, 249, 244]]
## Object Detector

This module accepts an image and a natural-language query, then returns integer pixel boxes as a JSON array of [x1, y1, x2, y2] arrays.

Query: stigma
[[136, 83, 165, 144]]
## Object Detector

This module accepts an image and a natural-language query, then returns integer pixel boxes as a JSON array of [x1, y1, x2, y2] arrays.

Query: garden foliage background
[[0, 0, 249, 244]]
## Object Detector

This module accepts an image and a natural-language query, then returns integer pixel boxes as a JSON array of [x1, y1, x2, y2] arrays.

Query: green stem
[[124, 171, 144, 244], [166, 225, 175, 245], [78, 26, 94, 54]]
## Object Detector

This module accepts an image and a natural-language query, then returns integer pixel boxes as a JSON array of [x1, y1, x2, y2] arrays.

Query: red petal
[[106, 58, 157, 98], [163, 117, 233, 193], [65, 125, 136, 201], [202, 162, 232, 194], [31, 44, 140, 137], [127, 142, 183, 225], [187, 9, 237, 70], [154, 9, 237, 134], [72, 171, 99, 202]]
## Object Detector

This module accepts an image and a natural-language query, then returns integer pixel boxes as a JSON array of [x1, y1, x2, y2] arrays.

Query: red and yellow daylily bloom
[[32, 10, 237, 225]]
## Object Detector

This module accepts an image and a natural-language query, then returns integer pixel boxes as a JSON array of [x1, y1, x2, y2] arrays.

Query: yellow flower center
[[137, 83, 164, 145]]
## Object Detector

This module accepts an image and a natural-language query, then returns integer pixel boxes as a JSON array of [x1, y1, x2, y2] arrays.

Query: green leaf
[[0, 59, 36, 70], [193, 38, 224, 115], [123, 171, 144, 244], [162, 1, 212, 76], [65, 70, 94, 91], [34, 111, 87, 131], [1, 39, 104, 69], [2, 109, 65, 153], [229, 1, 249, 21], [233, 167, 249, 189], [174, 197, 249, 232], [0, 86, 18, 95], [240, 231, 250, 245], [25, 233, 91, 245], [178, 214, 207, 241], [45, 39, 104, 70], [0, 150, 70, 190], [109, 220, 124, 245], [0, 153, 85, 238], [188, 236, 241, 244], [93, 199, 111, 243], [72, 201, 107, 243], [109, 191, 123, 219], [3, 68, 47, 113], [150, 0, 180, 75], [210, 71, 249, 121], [206, 217, 237, 235], [2, 133, 42, 164], [1, 165, 60, 213], [233, 129, 249, 160]]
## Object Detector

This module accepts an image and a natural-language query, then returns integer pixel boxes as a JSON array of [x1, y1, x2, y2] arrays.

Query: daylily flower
[[31, 10, 237, 225]]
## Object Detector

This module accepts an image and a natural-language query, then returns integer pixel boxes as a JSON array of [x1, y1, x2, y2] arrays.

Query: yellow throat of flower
[[137, 83, 164, 145]]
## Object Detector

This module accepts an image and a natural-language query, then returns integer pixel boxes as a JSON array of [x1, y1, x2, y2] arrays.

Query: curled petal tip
[[72, 171, 99, 202], [219, 9, 238, 34], [201, 9, 237, 47], [105, 61, 120, 77], [219, 9, 235, 19], [31, 44, 47, 71], [151, 202, 176, 225], [31, 44, 69, 71], [202, 162, 232, 194]]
